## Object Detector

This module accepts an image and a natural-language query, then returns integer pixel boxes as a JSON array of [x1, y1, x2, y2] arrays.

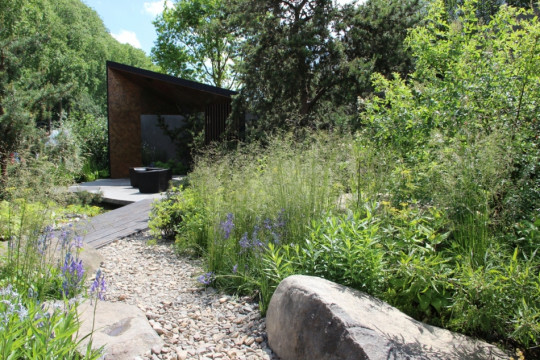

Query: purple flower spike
[[61, 253, 85, 297], [239, 233, 250, 250], [90, 269, 107, 301], [263, 218, 273, 231], [73, 236, 84, 250], [220, 213, 235, 240]]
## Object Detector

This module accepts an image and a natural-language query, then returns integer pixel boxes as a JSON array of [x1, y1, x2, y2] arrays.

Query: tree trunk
[[0, 155, 7, 185]]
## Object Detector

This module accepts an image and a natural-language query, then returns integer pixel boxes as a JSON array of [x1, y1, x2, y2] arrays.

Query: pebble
[[97, 231, 279, 360]]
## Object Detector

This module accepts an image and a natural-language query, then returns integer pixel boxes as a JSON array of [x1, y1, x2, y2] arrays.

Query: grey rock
[[77, 300, 164, 360], [267, 275, 510, 360]]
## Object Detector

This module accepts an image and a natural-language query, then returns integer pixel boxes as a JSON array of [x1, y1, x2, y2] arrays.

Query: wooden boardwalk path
[[75, 199, 155, 249]]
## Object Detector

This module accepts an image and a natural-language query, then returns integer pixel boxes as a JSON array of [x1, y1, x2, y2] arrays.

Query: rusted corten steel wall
[[107, 68, 142, 179], [107, 62, 239, 179]]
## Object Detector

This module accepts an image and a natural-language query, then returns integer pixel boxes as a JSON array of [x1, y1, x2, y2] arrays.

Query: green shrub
[[154, 159, 188, 175], [149, 186, 208, 254], [70, 112, 109, 176], [450, 247, 540, 347]]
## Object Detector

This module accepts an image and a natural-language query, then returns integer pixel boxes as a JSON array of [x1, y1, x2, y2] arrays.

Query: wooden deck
[[75, 199, 155, 249]]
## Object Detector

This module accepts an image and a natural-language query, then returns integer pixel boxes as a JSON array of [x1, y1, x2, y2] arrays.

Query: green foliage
[[153, 0, 240, 88], [229, 0, 425, 135], [149, 186, 207, 254], [0, 200, 87, 300], [364, 0, 540, 149], [147, 0, 540, 354], [450, 247, 540, 347], [0, 287, 103, 359], [262, 209, 385, 300], [153, 160, 188, 176], [340, 0, 426, 96], [70, 112, 109, 180], [1, 0, 158, 191], [0, 196, 105, 358]]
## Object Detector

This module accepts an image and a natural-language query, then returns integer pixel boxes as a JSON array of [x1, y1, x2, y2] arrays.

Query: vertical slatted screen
[[205, 103, 232, 144]]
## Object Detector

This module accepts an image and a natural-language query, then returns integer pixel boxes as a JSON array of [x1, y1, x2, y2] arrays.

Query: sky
[[82, 0, 174, 55], [82, 0, 360, 56]]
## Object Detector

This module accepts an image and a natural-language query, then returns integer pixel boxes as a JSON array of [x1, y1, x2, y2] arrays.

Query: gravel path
[[97, 231, 279, 360]]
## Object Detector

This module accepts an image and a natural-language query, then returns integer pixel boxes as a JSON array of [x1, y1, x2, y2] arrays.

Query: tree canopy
[[224, 0, 426, 136], [152, 0, 240, 89], [0, 0, 156, 184]]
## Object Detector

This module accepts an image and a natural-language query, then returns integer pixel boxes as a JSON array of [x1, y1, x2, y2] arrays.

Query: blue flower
[[61, 253, 85, 298], [0, 286, 28, 331], [232, 264, 238, 274], [198, 272, 214, 285], [239, 232, 250, 249], [220, 213, 235, 240], [275, 208, 287, 228], [90, 269, 107, 301], [72, 236, 84, 250], [263, 218, 273, 231], [37, 226, 53, 255]]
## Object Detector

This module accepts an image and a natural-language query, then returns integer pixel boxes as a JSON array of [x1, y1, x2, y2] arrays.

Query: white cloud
[[143, 0, 173, 16], [111, 30, 142, 49]]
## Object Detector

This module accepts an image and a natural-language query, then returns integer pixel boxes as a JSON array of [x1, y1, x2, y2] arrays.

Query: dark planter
[[129, 167, 147, 188], [129, 167, 172, 193]]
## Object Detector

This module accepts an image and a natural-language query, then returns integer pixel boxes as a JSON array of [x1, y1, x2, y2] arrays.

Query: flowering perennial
[[90, 269, 107, 301], [61, 253, 85, 298]]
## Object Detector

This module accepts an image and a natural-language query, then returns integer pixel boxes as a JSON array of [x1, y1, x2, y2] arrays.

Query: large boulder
[[266, 275, 509, 360], [77, 300, 163, 360]]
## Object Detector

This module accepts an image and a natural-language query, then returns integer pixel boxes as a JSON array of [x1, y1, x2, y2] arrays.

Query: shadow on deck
[[75, 198, 155, 249]]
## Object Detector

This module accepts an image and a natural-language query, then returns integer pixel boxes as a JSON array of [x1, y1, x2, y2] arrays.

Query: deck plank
[[74, 199, 154, 249]]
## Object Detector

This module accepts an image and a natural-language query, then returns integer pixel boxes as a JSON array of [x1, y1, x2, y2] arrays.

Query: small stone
[[255, 337, 264, 343], [151, 345, 162, 355], [161, 346, 170, 354], [146, 312, 158, 320], [176, 348, 188, 360], [244, 337, 255, 346], [219, 297, 228, 303], [153, 324, 165, 335], [213, 333, 225, 342], [118, 294, 128, 301]]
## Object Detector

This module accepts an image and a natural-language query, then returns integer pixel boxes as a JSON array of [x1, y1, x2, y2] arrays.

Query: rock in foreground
[[77, 300, 163, 360], [267, 275, 509, 360]]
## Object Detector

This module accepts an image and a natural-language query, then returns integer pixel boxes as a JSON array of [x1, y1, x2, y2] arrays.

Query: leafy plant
[[0, 286, 102, 359]]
